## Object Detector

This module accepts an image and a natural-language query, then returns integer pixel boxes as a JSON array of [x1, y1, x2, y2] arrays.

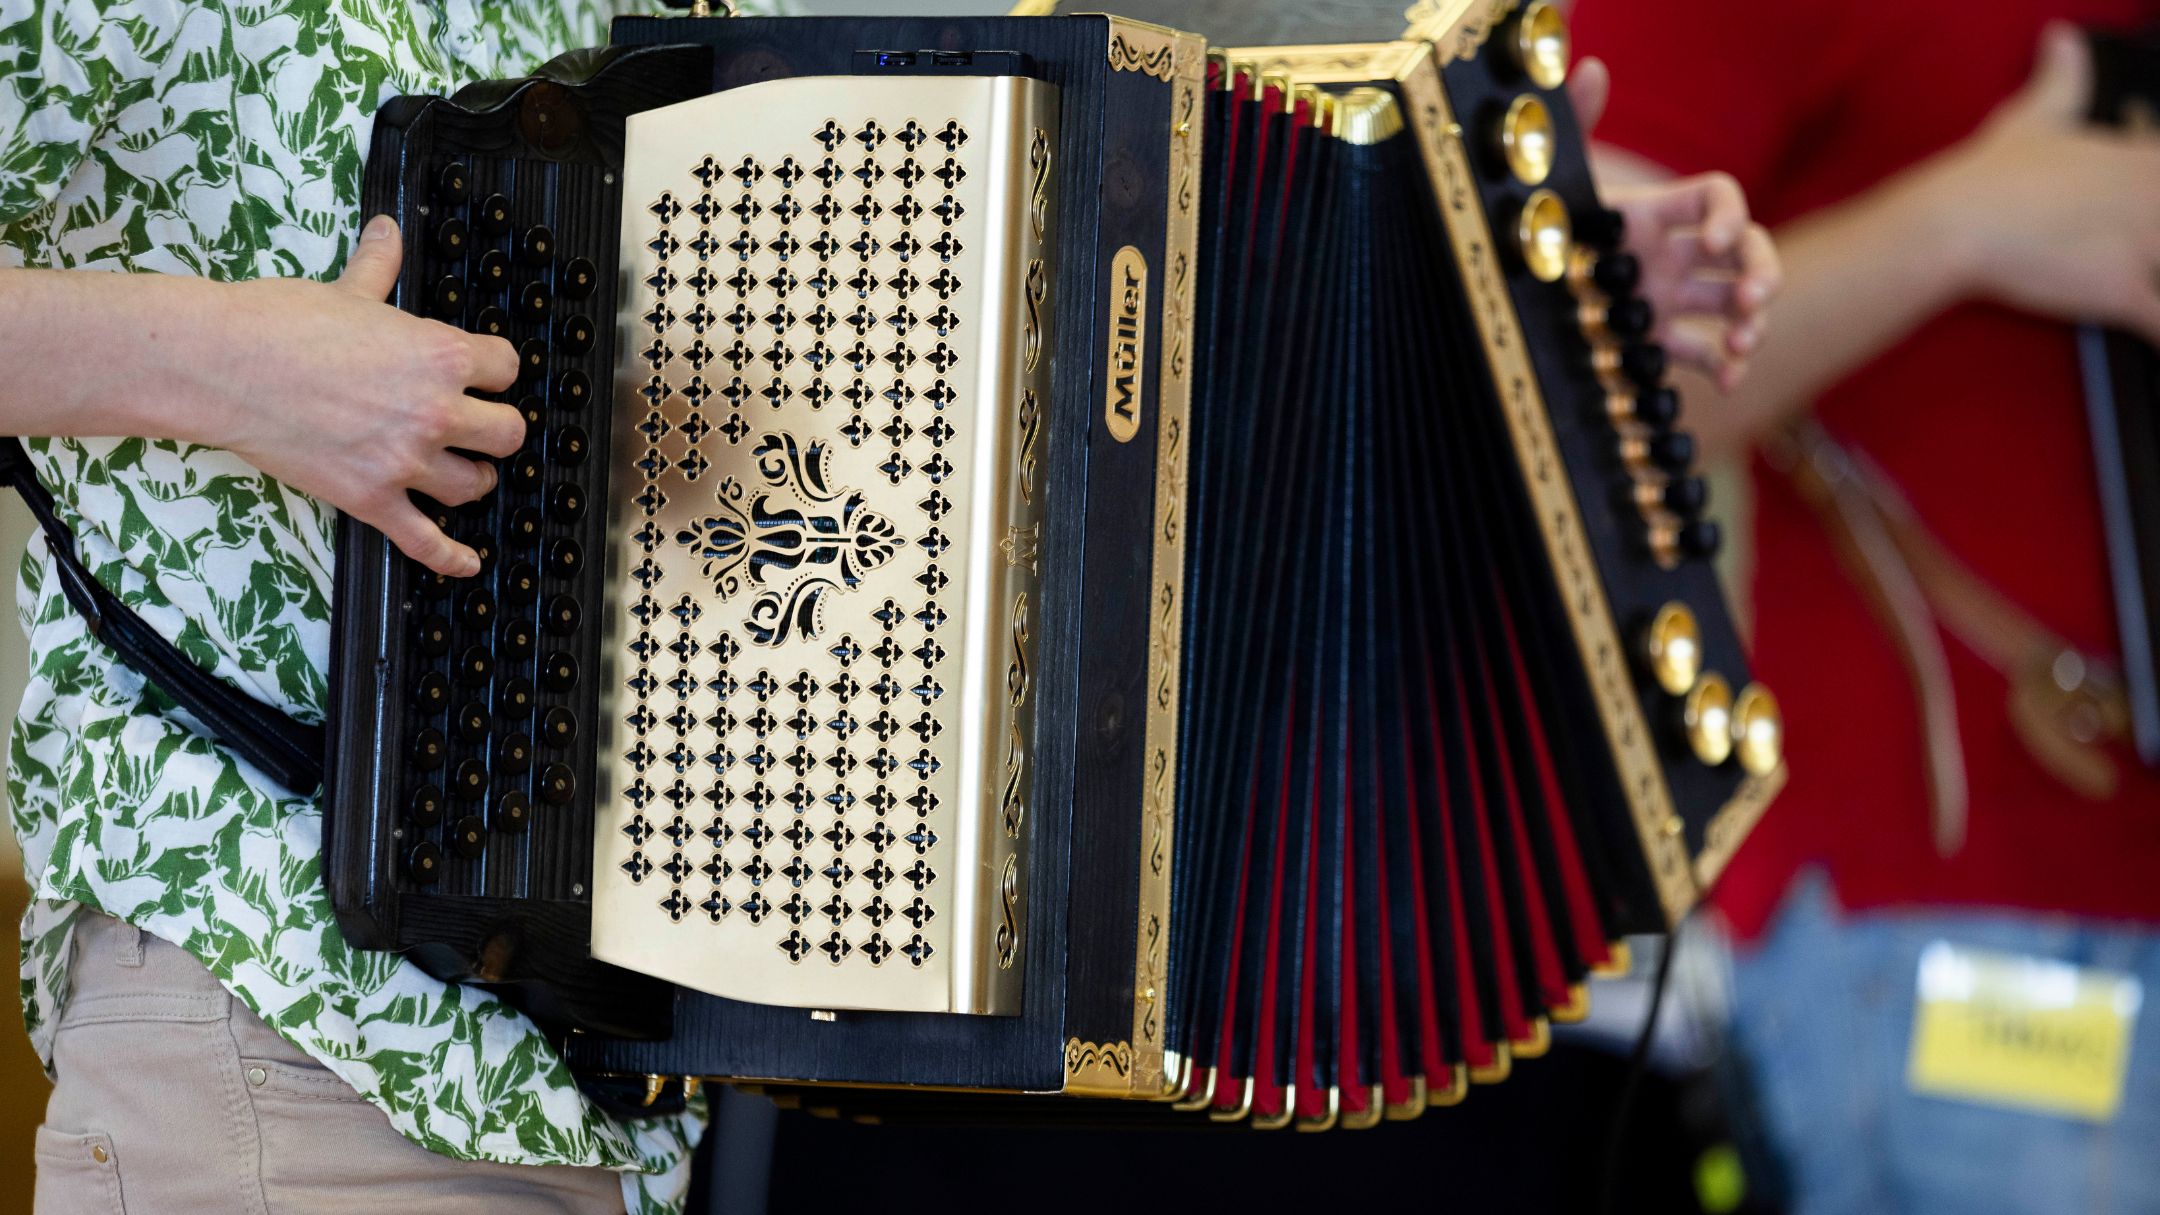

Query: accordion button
[[1511, 0, 1572, 90], [561, 257, 599, 301], [411, 565, 452, 599], [1622, 343, 1668, 389], [411, 728, 448, 771], [429, 276, 466, 319], [453, 759, 489, 801], [1636, 387, 1681, 428], [499, 618, 537, 662], [541, 651, 578, 693], [1660, 475, 1710, 517], [460, 588, 496, 630], [1589, 252, 1639, 298], [452, 815, 488, 858], [505, 562, 541, 606], [411, 671, 451, 714], [433, 217, 469, 260], [473, 306, 509, 340], [520, 225, 556, 267], [1683, 673, 1736, 767], [545, 594, 581, 636], [515, 281, 552, 323], [408, 841, 444, 884], [558, 314, 595, 357], [1516, 188, 1572, 283], [539, 762, 577, 804], [500, 677, 536, 718], [500, 733, 534, 776], [554, 369, 590, 409], [408, 784, 445, 828], [1732, 683, 1784, 776], [415, 615, 452, 657], [550, 425, 589, 468], [434, 163, 470, 204], [547, 539, 583, 579], [495, 790, 533, 833], [508, 454, 545, 494], [455, 700, 491, 742], [1499, 94, 1555, 187], [518, 394, 546, 430], [476, 193, 513, 237], [1680, 519, 1723, 561], [549, 483, 586, 525], [1649, 430, 1695, 474], [458, 645, 494, 688], [516, 338, 547, 381], [1644, 602, 1702, 697], [543, 707, 578, 748], [509, 507, 544, 548], [1607, 297, 1654, 341], [476, 249, 510, 294]]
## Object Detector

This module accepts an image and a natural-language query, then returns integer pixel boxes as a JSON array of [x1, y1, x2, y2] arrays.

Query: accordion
[[325, 0, 1784, 1127]]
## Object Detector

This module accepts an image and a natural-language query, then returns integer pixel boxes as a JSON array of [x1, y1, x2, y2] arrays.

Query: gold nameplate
[[593, 74, 1060, 1015], [1908, 941, 2143, 1122], [1105, 245, 1148, 443]]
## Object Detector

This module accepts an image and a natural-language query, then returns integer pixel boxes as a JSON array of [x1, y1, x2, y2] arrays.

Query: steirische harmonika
[[323, 0, 1785, 1127]]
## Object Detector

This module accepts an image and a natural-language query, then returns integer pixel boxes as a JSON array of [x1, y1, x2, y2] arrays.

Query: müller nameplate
[[593, 74, 1058, 1015]]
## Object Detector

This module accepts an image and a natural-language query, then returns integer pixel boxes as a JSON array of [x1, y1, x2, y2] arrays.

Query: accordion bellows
[[326, 0, 1782, 1129]]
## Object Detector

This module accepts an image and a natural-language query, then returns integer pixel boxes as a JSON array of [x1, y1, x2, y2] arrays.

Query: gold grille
[[593, 75, 1058, 1015]]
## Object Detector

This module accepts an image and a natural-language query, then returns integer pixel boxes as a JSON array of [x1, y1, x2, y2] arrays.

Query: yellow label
[[1104, 245, 1147, 443], [1907, 942, 2142, 1122]]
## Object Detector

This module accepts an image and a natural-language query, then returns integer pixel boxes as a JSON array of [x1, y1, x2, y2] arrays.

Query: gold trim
[[1104, 246, 1150, 443], [1416, 0, 1519, 64], [1006, 0, 1057, 13], [1396, 55, 1697, 922], [1468, 1042, 1513, 1085], [1342, 1084, 1385, 1131], [1513, 1016, 1552, 1059], [1217, 41, 1430, 86], [1062, 1038, 1136, 1098], [1172, 1064, 1218, 1112], [1385, 1074, 1428, 1120], [1253, 1085, 1296, 1131], [1336, 88, 1405, 146], [1295, 1087, 1342, 1133], [1431, 1064, 1470, 1107], [1593, 939, 1634, 979], [1208, 1075, 1257, 1122], [1551, 982, 1590, 1024], [1124, 25, 1207, 1101], [1695, 763, 1787, 892], [1107, 18, 1183, 80]]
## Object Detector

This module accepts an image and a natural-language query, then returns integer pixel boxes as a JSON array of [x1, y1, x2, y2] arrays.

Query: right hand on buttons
[[1916, 22, 2160, 344], [201, 215, 524, 576]]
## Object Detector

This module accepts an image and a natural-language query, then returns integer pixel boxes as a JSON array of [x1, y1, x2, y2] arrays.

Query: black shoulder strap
[[0, 439, 326, 794]]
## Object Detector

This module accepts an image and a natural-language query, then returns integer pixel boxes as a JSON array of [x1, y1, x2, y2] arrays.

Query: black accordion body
[[326, 0, 1784, 1128]]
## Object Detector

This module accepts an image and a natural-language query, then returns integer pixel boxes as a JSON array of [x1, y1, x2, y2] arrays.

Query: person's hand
[[1569, 57, 1781, 392], [198, 216, 524, 576], [1914, 21, 2160, 344]]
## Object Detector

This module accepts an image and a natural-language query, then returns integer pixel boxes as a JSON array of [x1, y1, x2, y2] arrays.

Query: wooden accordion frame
[[325, 0, 1784, 1129]]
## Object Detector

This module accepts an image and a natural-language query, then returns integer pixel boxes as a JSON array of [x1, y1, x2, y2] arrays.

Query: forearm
[[0, 267, 247, 444]]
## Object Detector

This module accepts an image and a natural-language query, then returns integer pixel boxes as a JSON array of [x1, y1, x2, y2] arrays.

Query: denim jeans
[[1728, 879, 2160, 1215]]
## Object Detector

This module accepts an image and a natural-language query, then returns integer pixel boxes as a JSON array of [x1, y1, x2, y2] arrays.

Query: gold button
[[1644, 602, 1702, 696], [1732, 683, 1784, 776], [246, 1066, 268, 1087], [90, 1143, 108, 1164], [1684, 673, 1735, 766], [1514, 0, 1572, 90], [1517, 189, 1572, 284], [1500, 94, 1556, 187]]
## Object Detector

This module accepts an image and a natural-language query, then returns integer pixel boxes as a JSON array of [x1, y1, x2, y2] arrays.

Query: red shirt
[[1575, 0, 2160, 936]]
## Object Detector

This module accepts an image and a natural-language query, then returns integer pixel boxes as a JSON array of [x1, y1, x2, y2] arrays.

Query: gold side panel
[[1216, 41, 1431, 85], [1695, 764, 1786, 892], [1394, 61, 1698, 922], [1063, 1038, 1137, 1099], [1406, 0, 1513, 60], [594, 74, 1059, 1014]]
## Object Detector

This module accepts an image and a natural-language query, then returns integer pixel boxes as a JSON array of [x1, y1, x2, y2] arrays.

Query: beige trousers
[[33, 913, 628, 1214]]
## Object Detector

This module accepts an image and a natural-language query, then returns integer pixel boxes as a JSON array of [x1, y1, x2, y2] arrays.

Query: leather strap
[[1770, 419, 2128, 855], [0, 439, 325, 794]]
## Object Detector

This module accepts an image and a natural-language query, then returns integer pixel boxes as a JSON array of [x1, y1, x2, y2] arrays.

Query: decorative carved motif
[[1064, 1038, 1137, 1097], [1108, 27, 1180, 80]]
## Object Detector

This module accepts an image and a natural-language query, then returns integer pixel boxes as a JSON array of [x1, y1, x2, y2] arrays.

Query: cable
[[1597, 923, 1682, 1215]]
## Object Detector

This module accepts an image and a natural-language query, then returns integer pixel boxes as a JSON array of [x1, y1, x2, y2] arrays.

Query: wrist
[[1891, 147, 1994, 306]]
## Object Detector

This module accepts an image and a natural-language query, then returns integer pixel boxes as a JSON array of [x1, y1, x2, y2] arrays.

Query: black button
[[429, 275, 466, 319], [518, 395, 546, 429], [476, 192, 513, 236], [561, 257, 599, 300], [435, 162, 470, 203], [476, 249, 510, 293], [545, 594, 581, 637], [1621, 343, 1667, 390], [411, 672, 451, 714], [550, 426, 589, 468], [499, 617, 537, 662], [515, 281, 551, 323], [1592, 252, 1641, 298], [415, 615, 452, 657], [411, 728, 447, 771], [469, 536, 497, 578], [520, 225, 556, 266], [558, 314, 595, 357], [451, 815, 488, 858], [453, 758, 489, 800], [508, 507, 544, 547], [455, 700, 491, 742], [408, 841, 444, 885], [408, 784, 445, 828], [1608, 297, 1654, 341], [507, 453, 544, 493], [500, 733, 534, 775], [1679, 519, 1722, 561], [554, 369, 589, 409], [473, 306, 509, 339], [1634, 387, 1681, 428], [539, 763, 577, 804], [1648, 430, 1695, 474], [517, 338, 547, 380], [433, 217, 470, 260], [543, 706, 578, 748], [494, 790, 533, 833], [458, 645, 494, 688], [1661, 475, 1710, 517], [547, 539, 583, 579], [542, 651, 578, 692], [548, 483, 586, 525], [411, 566, 452, 599], [1579, 206, 1626, 253], [501, 677, 537, 718], [460, 588, 496, 630], [504, 562, 541, 606]]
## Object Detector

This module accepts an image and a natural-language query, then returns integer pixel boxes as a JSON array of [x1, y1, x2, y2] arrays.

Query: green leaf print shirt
[[0, 3, 774, 1210]]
